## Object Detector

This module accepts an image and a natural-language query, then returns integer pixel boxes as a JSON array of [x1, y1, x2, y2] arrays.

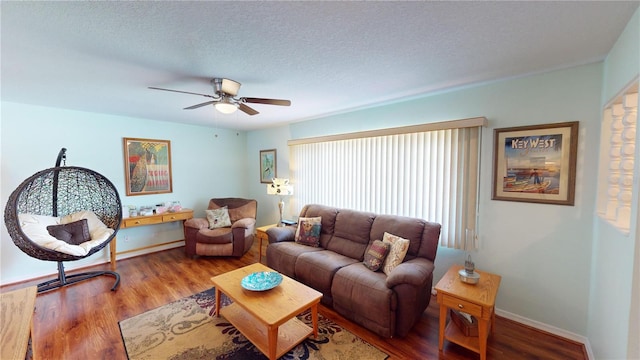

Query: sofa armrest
[[266, 226, 296, 243], [232, 217, 256, 230], [386, 257, 435, 288], [184, 218, 209, 230]]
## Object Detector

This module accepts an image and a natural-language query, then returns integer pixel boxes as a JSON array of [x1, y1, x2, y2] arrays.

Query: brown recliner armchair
[[183, 198, 257, 257]]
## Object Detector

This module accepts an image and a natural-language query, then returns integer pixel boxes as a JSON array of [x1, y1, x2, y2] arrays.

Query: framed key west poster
[[492, 122, 578, 206]]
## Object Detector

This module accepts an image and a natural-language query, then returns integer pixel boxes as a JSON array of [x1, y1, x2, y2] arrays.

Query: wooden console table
[[1, 286, 37, 360], [435, 265, 501, 360], [109, 209, 193, 269]]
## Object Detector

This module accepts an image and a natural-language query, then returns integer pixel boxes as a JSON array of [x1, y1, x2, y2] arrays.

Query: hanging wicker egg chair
[[4, 148, 122, 292]]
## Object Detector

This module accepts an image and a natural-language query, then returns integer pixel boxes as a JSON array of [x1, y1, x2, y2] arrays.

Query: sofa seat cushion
[[19, 212, 114, 257], [295, 250, 358, 305], [196, 228, 233, 244], [332, 263, 396, 338], [266, 242, 323, 278]]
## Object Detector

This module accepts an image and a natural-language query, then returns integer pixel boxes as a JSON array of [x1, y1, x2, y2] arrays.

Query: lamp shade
[[267, 178, 293, 195]]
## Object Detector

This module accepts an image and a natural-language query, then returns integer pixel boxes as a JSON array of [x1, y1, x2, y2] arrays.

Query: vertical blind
[[289, 118, 485, 249]]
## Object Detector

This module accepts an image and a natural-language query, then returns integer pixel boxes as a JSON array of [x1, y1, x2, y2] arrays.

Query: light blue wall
[[247, 126, 294, 226], [247, 63, 604, 336], [589, 8, 639, 360], [0, 102, 248, 284]]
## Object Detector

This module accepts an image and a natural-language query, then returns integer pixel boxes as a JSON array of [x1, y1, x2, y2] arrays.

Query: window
[[289, 117, 486, 249], [597, 81, 638, 234]]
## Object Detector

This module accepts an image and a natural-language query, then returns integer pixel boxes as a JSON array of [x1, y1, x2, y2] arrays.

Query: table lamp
[[266, 178, 294, 226]]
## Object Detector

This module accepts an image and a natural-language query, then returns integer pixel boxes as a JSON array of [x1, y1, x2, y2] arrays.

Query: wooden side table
[[435, 265, 501, 360], [255, 224, 278, 263], [1, 286, 37, 360]]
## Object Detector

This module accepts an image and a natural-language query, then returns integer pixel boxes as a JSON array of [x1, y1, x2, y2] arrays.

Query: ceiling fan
[[148, 78, 291, 116]]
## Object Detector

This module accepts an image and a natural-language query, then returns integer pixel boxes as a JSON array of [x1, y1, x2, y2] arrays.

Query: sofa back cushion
[[299, 204, 338, 248], [371, 214, 428, 261], [418, 221, 441, 262], [209, 198, 257, 223], [299, 204, 441, 263], [327, 209, 375, 260]]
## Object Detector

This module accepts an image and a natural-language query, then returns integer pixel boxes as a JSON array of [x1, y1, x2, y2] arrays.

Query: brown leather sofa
[[266, 204, 441, 338], [184, 198, 257, 257]]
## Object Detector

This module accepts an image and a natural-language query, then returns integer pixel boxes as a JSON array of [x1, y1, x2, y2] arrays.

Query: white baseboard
[[115, 241, 184, 261], [495, 308, 593, 359], [0, 242, 185, 288]]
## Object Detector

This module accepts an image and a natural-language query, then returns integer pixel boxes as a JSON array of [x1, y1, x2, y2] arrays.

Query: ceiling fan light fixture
[[214, 98, 238, 114]]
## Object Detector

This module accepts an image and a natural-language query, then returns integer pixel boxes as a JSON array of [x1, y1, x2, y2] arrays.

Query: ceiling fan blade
[[184, 100, 216, 110], [242, 97, 291, 106], [239, 103, 259, 116], [148, 86, 216, 99]]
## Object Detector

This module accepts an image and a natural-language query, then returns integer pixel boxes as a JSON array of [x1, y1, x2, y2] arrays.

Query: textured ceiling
[[1, 1, 638, 130]]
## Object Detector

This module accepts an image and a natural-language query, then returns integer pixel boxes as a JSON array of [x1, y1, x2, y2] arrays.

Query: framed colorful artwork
[[492, 121, 579, 205], [123, 137, 173, 196], [259, 149, 277, 183]]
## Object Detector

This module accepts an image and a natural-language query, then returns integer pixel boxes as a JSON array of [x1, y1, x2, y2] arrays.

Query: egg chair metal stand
[[4, 148, 122, 293]]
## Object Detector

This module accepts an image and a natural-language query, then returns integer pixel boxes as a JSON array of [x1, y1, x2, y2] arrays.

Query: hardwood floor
[[1, 241, 587, 360]]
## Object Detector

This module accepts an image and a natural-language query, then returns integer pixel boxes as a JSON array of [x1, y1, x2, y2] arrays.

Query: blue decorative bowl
[[241, 271, 283, 291]]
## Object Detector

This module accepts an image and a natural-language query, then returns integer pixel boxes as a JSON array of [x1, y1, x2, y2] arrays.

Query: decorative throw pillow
[[363, 239, 391, 271], [381, 232, 410, 275], [61, 210, 109, 235], [295, 217, 322, 247], [206, 207, 232, 229], [46, 219, 91, 245]]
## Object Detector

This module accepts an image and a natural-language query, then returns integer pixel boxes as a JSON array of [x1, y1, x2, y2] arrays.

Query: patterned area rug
[[119, 287, 389, 360]]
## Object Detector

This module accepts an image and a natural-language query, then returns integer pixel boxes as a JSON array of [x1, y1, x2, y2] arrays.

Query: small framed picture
[[492, 121, 579, 206], [259, 149, 277, 183], [123, 138, 173, 196]]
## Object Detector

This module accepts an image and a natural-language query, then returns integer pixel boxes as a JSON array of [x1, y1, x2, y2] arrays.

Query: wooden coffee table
[[211, 263, 322, 360]]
